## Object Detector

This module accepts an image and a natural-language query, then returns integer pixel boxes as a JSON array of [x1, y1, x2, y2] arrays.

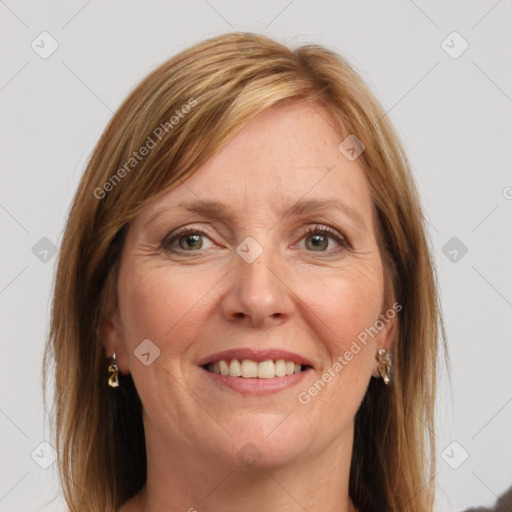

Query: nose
[[221, 246, 293, 327]]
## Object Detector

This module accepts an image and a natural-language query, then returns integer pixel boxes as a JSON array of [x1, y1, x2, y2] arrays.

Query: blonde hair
[[43, 32, 446, 512]]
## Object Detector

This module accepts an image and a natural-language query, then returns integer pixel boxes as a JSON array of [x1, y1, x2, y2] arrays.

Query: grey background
[[1, 1, 511, 511]]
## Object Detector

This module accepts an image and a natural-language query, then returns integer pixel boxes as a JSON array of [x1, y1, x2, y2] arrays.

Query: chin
[[218, 416, 317, 470]]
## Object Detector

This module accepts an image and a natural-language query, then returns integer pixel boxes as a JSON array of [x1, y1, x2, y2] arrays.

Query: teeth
[[241, 360, 258, 378], [275, 359, 286, 377], [219, 360, 229, 375], [206, 358, 308, 378], [229, 358, 242, 377], [257, 360, 275, 379]]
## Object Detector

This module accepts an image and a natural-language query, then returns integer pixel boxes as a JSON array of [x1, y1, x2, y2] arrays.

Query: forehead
[[139, 101, 375, 227]]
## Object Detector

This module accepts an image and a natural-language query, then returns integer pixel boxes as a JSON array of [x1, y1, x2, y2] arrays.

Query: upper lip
[[197, 348, 313, 368]]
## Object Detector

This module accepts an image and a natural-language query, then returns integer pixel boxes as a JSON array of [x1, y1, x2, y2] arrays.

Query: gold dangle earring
[[377, 348, 393, 385], [108, 351, 120, 388]]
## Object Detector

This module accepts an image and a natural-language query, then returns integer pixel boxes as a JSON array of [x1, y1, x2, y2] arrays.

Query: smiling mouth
[[202, 359, 312, 379]]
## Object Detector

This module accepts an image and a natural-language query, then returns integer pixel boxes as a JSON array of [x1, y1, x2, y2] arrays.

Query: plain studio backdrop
[[1, 1, 511, 511]]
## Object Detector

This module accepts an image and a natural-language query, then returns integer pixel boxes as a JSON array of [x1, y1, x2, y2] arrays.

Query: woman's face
[[106, 101, 395, 470]]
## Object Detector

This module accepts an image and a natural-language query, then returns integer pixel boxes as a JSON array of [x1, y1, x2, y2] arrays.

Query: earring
[[377, 348, 392, 385], [108, 351, 120, 388]]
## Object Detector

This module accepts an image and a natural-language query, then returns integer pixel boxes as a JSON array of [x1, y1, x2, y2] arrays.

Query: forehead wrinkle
[[143, 196, 368, 236]]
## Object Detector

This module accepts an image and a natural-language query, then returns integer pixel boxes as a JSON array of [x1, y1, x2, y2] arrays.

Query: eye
[[162, 227, 215, 252], [298, 224, 349, 252], [161, 224, 349, 256]]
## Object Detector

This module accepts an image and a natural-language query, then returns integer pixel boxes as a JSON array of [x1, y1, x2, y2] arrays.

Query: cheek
[[115, 263, 221, 421], [301, 265, 384, 356], [289, 267, 385, 445], [116, 262, 219, 360], [294, 262, 384, 411]]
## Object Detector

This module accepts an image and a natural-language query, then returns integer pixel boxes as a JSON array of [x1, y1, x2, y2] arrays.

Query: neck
[[130, 417, 359, 512]]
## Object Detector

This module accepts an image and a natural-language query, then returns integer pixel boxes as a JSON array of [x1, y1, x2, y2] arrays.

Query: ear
[[370, 301, 399, 378], [101, 307, 130, 375]]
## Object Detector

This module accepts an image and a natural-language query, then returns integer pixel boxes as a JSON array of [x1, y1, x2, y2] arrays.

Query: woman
[[43, 32, 446, 512]]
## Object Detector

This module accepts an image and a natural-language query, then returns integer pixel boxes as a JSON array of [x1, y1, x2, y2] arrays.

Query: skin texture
[[105, 101, 396, 512]]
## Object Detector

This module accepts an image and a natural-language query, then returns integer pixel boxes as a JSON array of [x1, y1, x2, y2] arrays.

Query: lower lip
[[199, 367, 312, 394]]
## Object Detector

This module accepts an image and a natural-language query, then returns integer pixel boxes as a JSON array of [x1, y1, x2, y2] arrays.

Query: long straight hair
[[43, 32, 446, 512]]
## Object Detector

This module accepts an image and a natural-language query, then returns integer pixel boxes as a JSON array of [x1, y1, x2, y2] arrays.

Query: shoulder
[[460, 484, 512, 512]]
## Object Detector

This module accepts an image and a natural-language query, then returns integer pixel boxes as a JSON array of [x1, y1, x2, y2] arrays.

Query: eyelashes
[[161, 224, 350, 256], [298, 225, 349, 252], [162, 226, 214, 252]]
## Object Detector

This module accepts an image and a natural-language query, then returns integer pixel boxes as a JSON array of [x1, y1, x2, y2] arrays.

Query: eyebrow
[[145, 198, 368, 232]]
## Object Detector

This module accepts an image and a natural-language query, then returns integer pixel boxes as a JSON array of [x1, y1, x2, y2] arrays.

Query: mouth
[[197, 348, 313, 380], [203, 359, 312, 379]]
